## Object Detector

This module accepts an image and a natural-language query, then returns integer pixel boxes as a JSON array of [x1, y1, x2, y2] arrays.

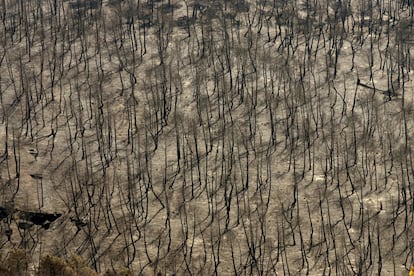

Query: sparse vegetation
[[0, 0, 413, 274], [0, 248, 31, 275]]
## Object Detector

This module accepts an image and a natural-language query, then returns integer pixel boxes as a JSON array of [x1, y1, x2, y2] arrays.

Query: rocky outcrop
[[16, 210, 61, 229], [0, 207, 12, 220], [0, 207, 62, 233]]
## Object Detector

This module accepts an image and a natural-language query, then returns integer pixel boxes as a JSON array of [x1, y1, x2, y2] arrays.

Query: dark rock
[[0, 207, 11, 220], [42, 222, 51, 230], [29, 174, 43, 180], [27, 149, 38, 158], [18, 221, 34, 230], [70, 217, 87, 229], [18, 211, 61, 227]]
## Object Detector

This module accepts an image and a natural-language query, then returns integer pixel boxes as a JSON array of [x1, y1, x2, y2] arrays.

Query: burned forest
[[0, 0, 414, 274]]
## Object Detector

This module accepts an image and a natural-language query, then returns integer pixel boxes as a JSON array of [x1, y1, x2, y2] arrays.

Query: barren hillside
[[0, 0, 414, 274]]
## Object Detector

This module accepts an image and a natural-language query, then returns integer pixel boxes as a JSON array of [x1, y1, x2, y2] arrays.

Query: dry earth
[[0, 0, 414, 274]]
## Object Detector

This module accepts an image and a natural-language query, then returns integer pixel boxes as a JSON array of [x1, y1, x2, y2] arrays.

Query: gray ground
[[0, 0, 414, 274]]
